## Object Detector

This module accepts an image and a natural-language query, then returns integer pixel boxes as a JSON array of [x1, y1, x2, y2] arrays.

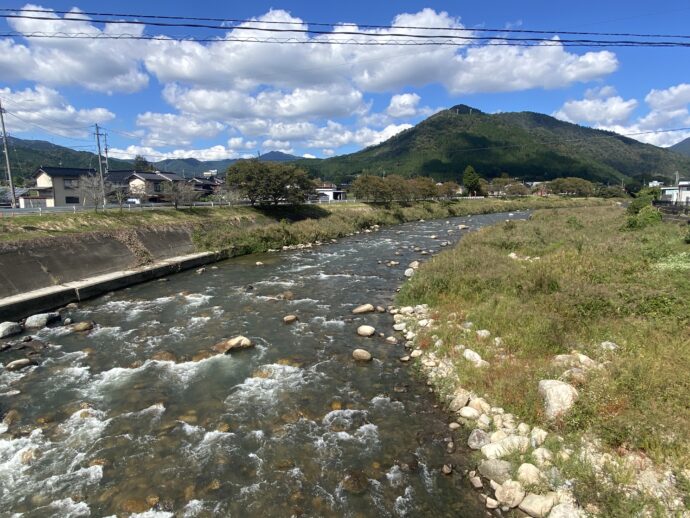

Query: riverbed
[[0, 211, 527, 517]]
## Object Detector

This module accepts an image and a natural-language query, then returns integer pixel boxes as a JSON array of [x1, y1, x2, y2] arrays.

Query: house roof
[[105, 170, 135, 184], [156, 171, 184, 182], [130, 171, 182, 182], [34, 166, 97, 178], [0, 187, 29, 203]]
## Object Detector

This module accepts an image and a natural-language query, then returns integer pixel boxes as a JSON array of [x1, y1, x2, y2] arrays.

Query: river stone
[[0, 321, 22, 338], [24, 312, 59, 329], [352, 304, 375, 314], [468, 429, 489, 450], [459, 407, 480, 420], [532, 447, 553, 467], [463, 348, 488, 367], [151, 351, 178, 362], [538, 380, 578, 419], [341, 470, 369, 494], [531, 427, 548, 447], [404, 268, 415, 278], [441, 464, 453, 475], [519, 493, 557, 517], [71, 321, 94, 332], [375, 306, 386, 313], [478, 459, 513, 484], [495, 480, 526, 508], [352, 349, 372, 361], [517, 463, 544, 486], [409, 261, 420, 269], [548, 503, 584, 518], [469, 476, 483, 488], [393, 323, 406, 331], [476, 329, 491, 339], [448, 388, 470, 412], [481, 436, 529, 459], [5, 358, 34, 371], [214, 335, 253, 353], [409, 349, 423, 358], [468, 397, 491, 414], [283, 315, 299, 324], [357, 325, 375, 337], [385, 336, 397, 344], [486, 497, 499, 509]]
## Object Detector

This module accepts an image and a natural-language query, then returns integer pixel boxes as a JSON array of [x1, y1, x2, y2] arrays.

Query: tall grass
[[398, 206, 690, 511]]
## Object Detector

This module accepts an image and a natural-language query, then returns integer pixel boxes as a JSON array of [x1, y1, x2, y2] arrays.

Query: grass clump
[[398, 206, 690, 475]]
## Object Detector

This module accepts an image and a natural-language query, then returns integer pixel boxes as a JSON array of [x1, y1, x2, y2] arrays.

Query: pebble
[[352, 303, 375, 314], [441, 464, 453, 475], [399, 356, 410, 362], [385, 336, 397, 344], [352, 349, 372, 361], [409, 349, 423, 358], [356, 325, 376, 337], [459, 407, 480, 420], [283, 315, 299, 324], [469, 476, 483, 489]]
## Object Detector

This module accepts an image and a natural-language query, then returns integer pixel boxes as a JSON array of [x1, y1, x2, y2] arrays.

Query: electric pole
[[94, 124, 107, 207], [103, 132, 110, 173], [0, 99, 17, 208]]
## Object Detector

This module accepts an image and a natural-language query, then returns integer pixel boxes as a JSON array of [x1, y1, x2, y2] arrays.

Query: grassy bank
[[398, 205, 690, 514], [192, 197, 613, 254]]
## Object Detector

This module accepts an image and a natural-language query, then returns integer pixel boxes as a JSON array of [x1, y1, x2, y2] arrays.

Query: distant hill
[[295, 105, 690, 187], [0, 138, 299, 184], [670, 136, 690, 157]]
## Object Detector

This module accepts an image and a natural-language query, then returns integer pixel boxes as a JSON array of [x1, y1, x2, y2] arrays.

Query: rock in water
[[357, 325, 375, 337], [24, 312, 59, 329], [283, 315, 299, 324], [352, 349, 372, 361], [151, 351, 178, 362], [538, 380, 578, 419], [71, 321, 94, 332], [214, 335, 254, 353], [352, 304, 375, 314], [404, 268, 415, 278], [0, 321, 22, 338], [5, 358, 34, 371]]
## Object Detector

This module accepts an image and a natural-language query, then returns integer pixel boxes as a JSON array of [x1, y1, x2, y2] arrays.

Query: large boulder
[[495, 480, 525, 508], [478, 459, 512, 484], [481, 435, 529, 459], [352, 304, 375, 315], [538, 380, 578, 419], [517, 463, 544, 486], [24, 312, 60, 329], [548, 503, 584, 518], [467, 429, 490, 450], [213, 336, 254, 353], [0, 322, 22, 339]]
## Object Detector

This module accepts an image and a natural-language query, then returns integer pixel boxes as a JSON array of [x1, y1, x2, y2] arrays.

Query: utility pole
[[0, 99, 17, 208], [103, 132, 110, 173], [94, 124, 107, 207]]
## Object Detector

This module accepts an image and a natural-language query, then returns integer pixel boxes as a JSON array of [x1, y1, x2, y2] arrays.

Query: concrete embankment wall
[[0, 227, 222, 320]]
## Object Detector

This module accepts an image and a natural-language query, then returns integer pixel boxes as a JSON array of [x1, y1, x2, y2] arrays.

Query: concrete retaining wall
[[0, 227, 198, 299]]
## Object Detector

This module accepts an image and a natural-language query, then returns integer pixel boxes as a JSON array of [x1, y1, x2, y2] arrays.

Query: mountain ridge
[[670, 136, 690, 157]]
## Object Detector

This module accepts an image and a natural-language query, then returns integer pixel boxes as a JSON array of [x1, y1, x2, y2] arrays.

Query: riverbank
[[396, 205, 690, 515]]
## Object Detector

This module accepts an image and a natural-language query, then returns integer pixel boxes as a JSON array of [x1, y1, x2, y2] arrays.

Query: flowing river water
[[1, 211, 527, 517]]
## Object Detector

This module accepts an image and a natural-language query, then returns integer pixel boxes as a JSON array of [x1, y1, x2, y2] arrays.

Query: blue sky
[[1, 1, 689, 163]]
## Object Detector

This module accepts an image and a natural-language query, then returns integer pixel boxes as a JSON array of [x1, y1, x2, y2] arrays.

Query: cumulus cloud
[[387, 93, 421, 118], [553, 83, 690, 147], [109, 144, 240, 162], [304, 120, 412, 149], [136, 112, 224, 147], [0, 85, 113, 137]]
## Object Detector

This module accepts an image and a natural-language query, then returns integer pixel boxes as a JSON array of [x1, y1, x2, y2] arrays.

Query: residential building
[[127, 171, 184, 201], [315, 182, 347, 201], [19, 166, 98, 208], [660, 181, 690, 203]]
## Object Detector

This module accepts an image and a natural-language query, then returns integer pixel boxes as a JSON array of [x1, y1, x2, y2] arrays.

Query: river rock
[[283, 315, 299, 324], [404, 268, 415, 278], [376, 306, 386, 313], [409, 349, 423, 358], [532, 447, 553, 467], [214, 335, 253, 353], [548, 503, 584, 518], [517, 463, 544, 486], [352, 304, 375, 314], [151, 351, 178, 362], [441, 464, 453, 475], [0, 321, 22, 339], [5, 358, 34, 371], [448, 388, 471, 412], [519, 493, 557, 517], [469, 475, 483, 488], [468, 429, 489, 450], [486, 497, 499, 509], [481, 436, 529, 459], [600, 341, 619, 351], [409, 261, 420, 269], [476, 329, 491, 339], [468, 397, 491, 414], [393, 323, 406, 331], [71, 321, 94, 332], [538, 380, 578, 419], [356, 325, 375, 337], [495, 480, 526, 508], [463, 349, 489, 368], [459, 407, 480, 420], [530, 427, 548, 447], [24, 312, 60, 329], [385, 336, 397, 344], [478, 459, 513, 484], [352, 349, 372, 361], [341, 470, 369, 494]]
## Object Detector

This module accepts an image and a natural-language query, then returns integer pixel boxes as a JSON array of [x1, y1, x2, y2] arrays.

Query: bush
[[685, 226, 690, 244], [625, 205, 662, 229], [626, 195, 653, 215]]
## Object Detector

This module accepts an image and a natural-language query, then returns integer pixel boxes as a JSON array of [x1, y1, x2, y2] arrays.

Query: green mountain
[[155, 151, 298, 176], [296, 105, 690, 186], [670, 136, 690, 157], [0, 136, 133, 185]]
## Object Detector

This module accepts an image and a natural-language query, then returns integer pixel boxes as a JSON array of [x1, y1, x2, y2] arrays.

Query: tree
[[352, 175, 392, 202], [505, 183, 530, 196], [226, 160, 265, 205], [409, 177, 438, 200], [548, 177, 595, 197], [386, 175, 413, 202], [109, 184, 129, 212], [226, 160, 314, 206], [162, 181, 199, 209], [462, 166, 484, 196], [78, 174, 105, 211], [134, 154, 155, 172], [438, 181, 460, 199]]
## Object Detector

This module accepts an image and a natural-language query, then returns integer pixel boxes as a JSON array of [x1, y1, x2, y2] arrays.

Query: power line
[[2, 31, 690, 47], [2, 8, 690, 39], [4, 111, 94, 142]]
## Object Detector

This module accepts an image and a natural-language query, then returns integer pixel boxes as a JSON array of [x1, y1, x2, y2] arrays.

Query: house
[[660, 181, 690, 203], [315, 182, 347, 201], [127, 171, 184, 201], [19, 166, 98, 208], [0, 186, 28, 207], [189, 176, 224, 196]]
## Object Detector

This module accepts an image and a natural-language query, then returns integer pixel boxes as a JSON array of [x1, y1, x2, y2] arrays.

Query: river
[[0, 211, 527, 517]]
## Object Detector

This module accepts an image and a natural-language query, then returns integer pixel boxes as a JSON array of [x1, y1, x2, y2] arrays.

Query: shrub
[[626, 195, 653, 215], [625, 205, 662, 229]]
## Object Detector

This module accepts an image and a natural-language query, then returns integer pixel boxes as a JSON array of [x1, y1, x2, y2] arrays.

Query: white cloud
[[387, 93, 421, 118], [322, 148, 335, 156], [136, 112, 224, 147], [302, 153, 316, 158], [261, 139, 294, 153], [109, 144, 240, 162], [304, 120, 412, 149], [1, 5, 148, 93], [227, 137, 257, 150], [553, 82, 690, 147], [0, 85, 114, 137]]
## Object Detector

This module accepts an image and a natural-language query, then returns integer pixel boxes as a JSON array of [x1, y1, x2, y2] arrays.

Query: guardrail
[[0, 198, 356, 217]]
